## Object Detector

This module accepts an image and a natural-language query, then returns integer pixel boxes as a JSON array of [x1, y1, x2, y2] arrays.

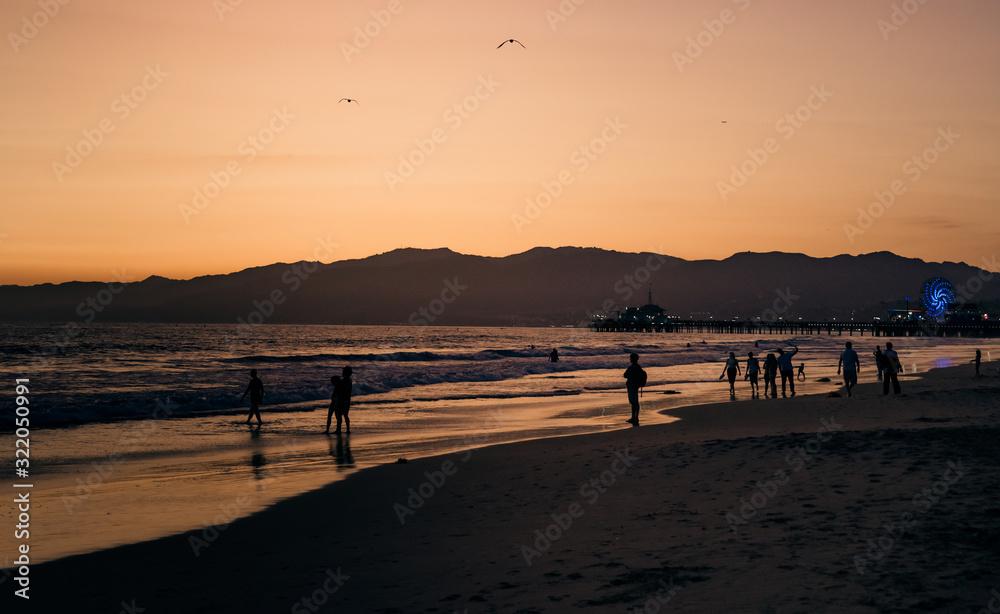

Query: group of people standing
[[715, 341, 909, 400], [240, 366, 354, 433], [720, 345, 800, 398], [842, 342, 903, 396]]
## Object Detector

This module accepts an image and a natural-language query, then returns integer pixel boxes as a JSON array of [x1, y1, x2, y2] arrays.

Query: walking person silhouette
[[719, 352, 741, 396], [745, 352, 760, 396], [241, 369, 264, 425], [837, 341, 861, 397], [882, 342, 902, 395]]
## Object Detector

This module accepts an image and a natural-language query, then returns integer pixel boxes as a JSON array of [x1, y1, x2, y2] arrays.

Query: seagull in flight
[[339, 98, 359, 105], [497, 39, 525, 49]]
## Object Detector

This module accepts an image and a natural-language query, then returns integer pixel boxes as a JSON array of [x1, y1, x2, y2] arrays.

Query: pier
[[589, 319, 1000, 338]]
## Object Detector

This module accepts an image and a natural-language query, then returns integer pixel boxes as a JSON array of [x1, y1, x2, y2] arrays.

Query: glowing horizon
[[2, 0, 998, 285]]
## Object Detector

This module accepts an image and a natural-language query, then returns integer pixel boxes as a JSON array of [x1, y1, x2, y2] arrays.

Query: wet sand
[[16, 363, 1000, 613]]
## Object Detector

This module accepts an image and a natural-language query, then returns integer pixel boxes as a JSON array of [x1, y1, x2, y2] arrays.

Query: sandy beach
[[12, 363, 1000, 613]]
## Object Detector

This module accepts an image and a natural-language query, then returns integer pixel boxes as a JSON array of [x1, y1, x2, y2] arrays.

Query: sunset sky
[[2, 0, 998, 284]]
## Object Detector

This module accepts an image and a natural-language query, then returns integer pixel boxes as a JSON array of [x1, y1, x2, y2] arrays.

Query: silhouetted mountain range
[[2, 248, 998, 326]]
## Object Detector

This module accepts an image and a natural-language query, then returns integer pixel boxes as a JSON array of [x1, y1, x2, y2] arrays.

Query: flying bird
[[497, 39, 525, 49], [339, 98, 359, 105]]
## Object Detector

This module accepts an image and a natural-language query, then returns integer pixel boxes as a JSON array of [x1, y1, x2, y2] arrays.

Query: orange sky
[[1, 0, 998, 284]]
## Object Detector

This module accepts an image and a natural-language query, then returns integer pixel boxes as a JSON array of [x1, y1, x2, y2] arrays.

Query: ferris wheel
[[920, 277, 955, 319]]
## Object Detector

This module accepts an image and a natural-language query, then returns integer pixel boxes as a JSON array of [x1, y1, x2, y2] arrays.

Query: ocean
[[6, 322, 991, 428], [1, 323, 994, 562]]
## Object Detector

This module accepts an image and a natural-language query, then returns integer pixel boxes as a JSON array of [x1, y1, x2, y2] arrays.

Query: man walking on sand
[[745, 352, 760, 396], [837, 341, 861, 397], [241, 369, 264, 425], [624, 353, 646, 425], [776, 345, 798, 397], [882, 342, 902, 395]]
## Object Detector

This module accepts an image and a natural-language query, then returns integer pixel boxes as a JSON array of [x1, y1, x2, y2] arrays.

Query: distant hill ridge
[[1, 248, 997, 325]]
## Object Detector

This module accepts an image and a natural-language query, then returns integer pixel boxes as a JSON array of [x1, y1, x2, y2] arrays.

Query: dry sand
[[14, 364, 1000, 613]]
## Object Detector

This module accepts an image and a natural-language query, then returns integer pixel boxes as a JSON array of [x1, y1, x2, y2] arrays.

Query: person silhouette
[[719, 351, 741, 396], [745, 351, 760, 396], [837, 341, 861, 397], [763, 353, 778, 398], [241, 369, 264, 425], [972, 349, 982, 377], [334, 366, 354, 433], [324, 375, 341, 434], [882, 342, 902, 395], [549, 348, 559, 362], [797, 363, 806, 381], [776, 345, 798, 397], [873, 345, 884, 381], [623, 353, 646, 425]]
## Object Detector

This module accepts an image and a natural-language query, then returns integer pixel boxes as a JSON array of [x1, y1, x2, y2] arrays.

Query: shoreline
[[16, 363, 1000, 612]]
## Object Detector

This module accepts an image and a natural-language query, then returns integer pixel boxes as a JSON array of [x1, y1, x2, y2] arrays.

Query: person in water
[[719, 351, 741, 396], [241, 369, 264, 425], [324, 375, 341, 434], [334, 366, 354, 433]]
